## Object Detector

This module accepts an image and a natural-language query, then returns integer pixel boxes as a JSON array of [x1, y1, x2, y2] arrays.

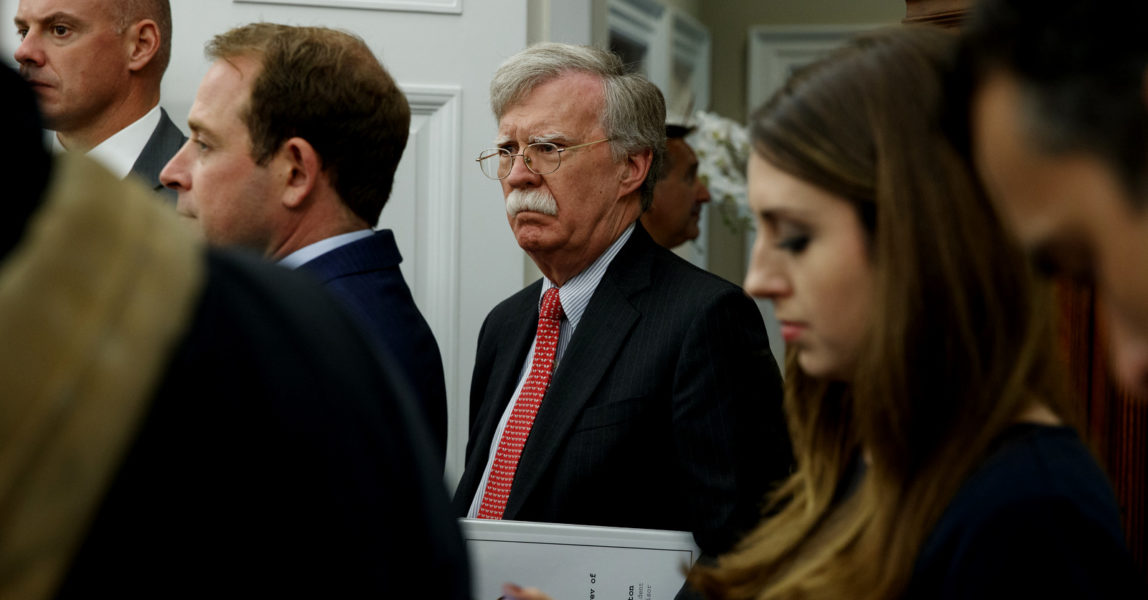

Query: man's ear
[[618, 147, 653, 198], [125, 20, 160, 73], [279, 137, 321, 209]]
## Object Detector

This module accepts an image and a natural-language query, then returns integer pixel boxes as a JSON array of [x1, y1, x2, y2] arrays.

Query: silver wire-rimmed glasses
[[476, 138, 611, 180]]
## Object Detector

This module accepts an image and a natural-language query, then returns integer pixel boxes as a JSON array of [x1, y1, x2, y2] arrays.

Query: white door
[[1, 0, 533, 486]]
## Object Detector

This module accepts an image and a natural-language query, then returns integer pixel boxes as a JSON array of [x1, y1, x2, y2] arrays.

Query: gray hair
[[490, 43, 666, 211]]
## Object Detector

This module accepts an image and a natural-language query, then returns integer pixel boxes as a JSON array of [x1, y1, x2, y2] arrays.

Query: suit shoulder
[[484, 280, 543, 322], [647, 245, 754, 306]]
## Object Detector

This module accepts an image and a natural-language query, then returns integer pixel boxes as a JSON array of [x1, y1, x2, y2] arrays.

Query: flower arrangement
[[686, 110, 753, 235]]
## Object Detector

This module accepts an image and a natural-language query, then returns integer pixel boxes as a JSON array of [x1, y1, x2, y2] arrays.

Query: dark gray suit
[[128, 108, 186, 203], [454, 223, 792, 556]]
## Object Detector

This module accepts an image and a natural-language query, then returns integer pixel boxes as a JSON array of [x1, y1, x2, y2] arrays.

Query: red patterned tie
[[477, 287, 565, 519]]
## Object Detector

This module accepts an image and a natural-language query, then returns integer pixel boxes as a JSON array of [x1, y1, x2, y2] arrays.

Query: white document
[[460, 519, 700, 600]]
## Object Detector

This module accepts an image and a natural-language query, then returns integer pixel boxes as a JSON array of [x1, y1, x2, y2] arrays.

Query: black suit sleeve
[[668, 286, 791, 555], [56, 250, 471, 599]]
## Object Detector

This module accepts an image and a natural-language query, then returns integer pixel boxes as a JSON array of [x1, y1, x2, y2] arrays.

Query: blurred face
[[972, 71, 1148, 396], [744, 153, 874, 380], [643, 137, 711, 248], [496, 72, 642, 278], [160, 55, 282, 255], [13, 0, 132, 134]]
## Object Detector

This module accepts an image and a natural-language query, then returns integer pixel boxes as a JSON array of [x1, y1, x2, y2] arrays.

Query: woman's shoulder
[[955, 424, 1119, 516], [907, 424, 1141, 599]]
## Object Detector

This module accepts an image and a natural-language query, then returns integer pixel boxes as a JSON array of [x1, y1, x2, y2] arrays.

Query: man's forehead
[[497, 72, 604, 134], [15, 0, 107, 21], [189, 57, 260, 131], [668, 138, 695, 159]]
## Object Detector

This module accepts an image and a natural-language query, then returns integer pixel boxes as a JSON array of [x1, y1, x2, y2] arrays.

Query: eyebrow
[[14, 11, 83, 28], [757, 206, 812, 225], [532, 132, 570, 144], [493, 132, 570, 146], [186, 118, 217, 142]]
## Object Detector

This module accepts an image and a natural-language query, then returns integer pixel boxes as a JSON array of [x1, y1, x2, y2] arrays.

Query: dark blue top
[[300, 230, 448, 468], [907, 424, 1144, 598]]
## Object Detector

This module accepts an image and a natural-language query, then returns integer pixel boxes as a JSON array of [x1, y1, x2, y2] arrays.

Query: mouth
[[174, 200, 196, 219], [778, 320, 807, 343], [508, 204, 558, 220], [19, 68, 49, 87], [509, 211, 557, 231]]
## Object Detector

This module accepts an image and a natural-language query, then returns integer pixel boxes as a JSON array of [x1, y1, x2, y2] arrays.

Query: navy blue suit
[[300, 230, 448, 467]]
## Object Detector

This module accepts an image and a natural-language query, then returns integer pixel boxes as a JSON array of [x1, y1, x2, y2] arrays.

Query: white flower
[[686, 110, 752, 234]]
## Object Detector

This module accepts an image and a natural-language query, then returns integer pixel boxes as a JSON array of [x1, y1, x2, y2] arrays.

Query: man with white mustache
[[454, 43, 793, 584]]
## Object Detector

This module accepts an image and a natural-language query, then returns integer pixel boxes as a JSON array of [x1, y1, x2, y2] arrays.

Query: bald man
[[14, 0, 185, 200]]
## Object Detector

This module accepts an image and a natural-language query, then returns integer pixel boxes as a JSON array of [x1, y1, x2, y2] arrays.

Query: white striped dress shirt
[[467, 223, 636, 517]]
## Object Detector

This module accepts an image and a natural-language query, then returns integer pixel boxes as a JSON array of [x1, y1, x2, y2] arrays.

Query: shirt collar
[[53, 105, 162, 179], [278, 229, 374, 269], [540, 222, 635, 331]]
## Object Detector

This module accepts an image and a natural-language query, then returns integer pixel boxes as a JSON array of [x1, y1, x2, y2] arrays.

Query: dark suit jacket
[[454, 223, 792, 555], [128, 107, 185, 203], [299, 230, 448, 467], [56, 249, 469, 599]]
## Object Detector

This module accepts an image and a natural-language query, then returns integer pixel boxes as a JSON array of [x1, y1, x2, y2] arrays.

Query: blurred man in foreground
[[960, 0, 1148, 396]]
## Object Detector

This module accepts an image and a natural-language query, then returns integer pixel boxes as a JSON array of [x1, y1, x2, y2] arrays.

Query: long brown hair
[[691, 26, 1070, 599]]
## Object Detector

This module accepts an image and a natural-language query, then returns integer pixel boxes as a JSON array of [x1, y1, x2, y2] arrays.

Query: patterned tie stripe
[[477, 287, 564, 519]]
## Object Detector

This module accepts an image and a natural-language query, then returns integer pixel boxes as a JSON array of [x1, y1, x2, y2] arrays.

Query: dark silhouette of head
[[1, 64, 52, 261]]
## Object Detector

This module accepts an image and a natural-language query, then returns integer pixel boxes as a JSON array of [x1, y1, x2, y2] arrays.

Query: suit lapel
[[502, 225, 655, 518], [483, 291, 540, 424], [129, 108, 187, 202], [455, 284, 539, 508]]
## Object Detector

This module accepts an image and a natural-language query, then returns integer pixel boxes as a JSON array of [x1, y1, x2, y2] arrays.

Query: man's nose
[[696, 180, 711, 204], [159, 141, 193, 192], [503, 153, 542, 188], [1105, 304, 1148, 397], [14, 32, 45, 67]]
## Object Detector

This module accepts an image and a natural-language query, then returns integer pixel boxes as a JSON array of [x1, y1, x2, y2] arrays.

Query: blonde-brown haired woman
[[690, 26, 1141, 599]]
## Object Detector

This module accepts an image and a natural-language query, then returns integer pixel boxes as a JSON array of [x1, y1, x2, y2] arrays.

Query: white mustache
[[505, 188, 558, 217]]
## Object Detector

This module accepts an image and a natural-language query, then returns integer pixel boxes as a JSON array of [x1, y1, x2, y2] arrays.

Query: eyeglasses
[[476, 138, 611, 180]]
